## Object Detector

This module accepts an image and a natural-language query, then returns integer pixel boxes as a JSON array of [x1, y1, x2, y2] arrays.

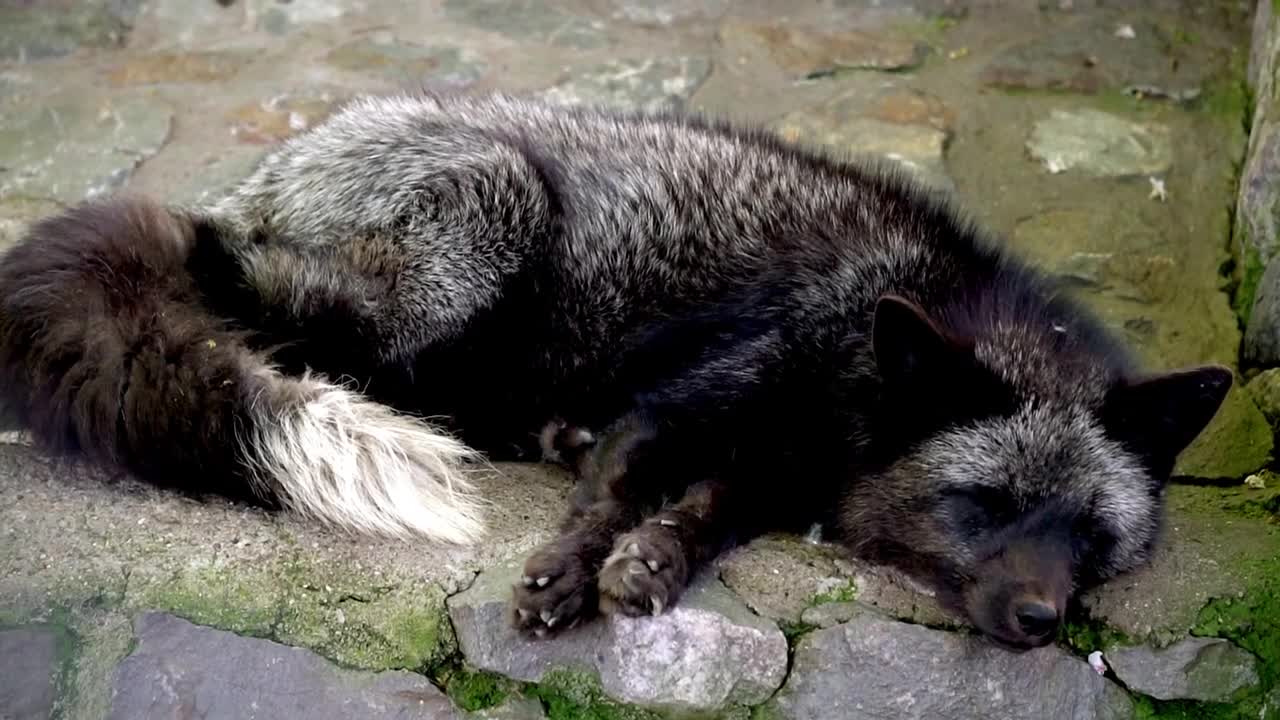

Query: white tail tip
[[243, 377, 487, 544]]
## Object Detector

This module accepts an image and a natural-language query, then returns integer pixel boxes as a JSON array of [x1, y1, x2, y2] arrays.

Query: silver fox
[[0, 91, 1231, 650]]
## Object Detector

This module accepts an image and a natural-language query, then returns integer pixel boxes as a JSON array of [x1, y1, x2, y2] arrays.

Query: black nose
[[1014, 601, 1060, 639]]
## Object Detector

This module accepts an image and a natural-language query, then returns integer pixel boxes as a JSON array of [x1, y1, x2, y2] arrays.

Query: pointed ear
[[1101, 365, 1234, 465], [872, 294, 965, 386]]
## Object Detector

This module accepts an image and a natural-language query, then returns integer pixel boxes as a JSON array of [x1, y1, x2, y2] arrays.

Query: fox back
[[0, 91, 1232, 648]]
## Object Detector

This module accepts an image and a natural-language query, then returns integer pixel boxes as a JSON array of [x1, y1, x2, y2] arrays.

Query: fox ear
[[872, 294, 965, 386], [1102, 365, 1234, 467]]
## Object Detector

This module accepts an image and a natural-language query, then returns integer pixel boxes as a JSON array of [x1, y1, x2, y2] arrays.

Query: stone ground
[[2, 0, 1279, 718]]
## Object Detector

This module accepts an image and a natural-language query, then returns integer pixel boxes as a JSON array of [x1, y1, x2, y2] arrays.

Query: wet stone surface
[[107, 613, 460, 720]]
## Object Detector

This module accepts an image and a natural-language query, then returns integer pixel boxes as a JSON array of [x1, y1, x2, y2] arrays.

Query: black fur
[[0, 91, 1232, 649]]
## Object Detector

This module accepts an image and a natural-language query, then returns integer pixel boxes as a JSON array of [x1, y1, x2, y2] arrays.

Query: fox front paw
[[511, 539, 597, 639], [597, 523, 690, 618]]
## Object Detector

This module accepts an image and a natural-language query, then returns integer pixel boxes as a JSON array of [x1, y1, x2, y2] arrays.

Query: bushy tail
[[0, 197, 486, 544]]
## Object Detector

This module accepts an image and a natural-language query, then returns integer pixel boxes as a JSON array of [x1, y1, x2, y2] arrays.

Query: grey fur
[[0, 90, 1231, 648]]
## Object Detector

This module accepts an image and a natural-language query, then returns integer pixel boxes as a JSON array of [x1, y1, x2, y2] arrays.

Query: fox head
[[840, 294, 1232, 651]]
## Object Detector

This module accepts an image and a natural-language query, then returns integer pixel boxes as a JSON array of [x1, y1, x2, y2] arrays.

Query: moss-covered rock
[[1174, 383, 1274, 480], [1083, 485, 1280, 646]]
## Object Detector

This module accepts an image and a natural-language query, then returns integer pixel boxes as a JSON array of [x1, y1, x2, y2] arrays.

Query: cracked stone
[[1027, 109, 1172, 178], [107, 612, 460, 720], [0, 91, 172, 204], [0, 626, 62, 720], [443, 0, 609, 50], [448, 562, 788, 715], [326, 35, 486, 89], [766, 609, 1133, 720], [774, 103, 953, 194], [719, 20, 924, 79], [799, 601, 862, 629], [717, 534, 953, 628], [717, 535, 853, 624], [540, 57, 711, 114], [1106, 637, 1260, 702]]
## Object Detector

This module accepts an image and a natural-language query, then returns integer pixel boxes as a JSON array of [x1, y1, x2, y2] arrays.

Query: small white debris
[[1114, 24, 1136, 39], [1148, 176, 1167, 202], [335, 608, 345, 624], [805, 523, 823, 544], [1246, 473, 1268, 490], [1044, 155, 1067, 174], [1088, 650, 1108, 675]]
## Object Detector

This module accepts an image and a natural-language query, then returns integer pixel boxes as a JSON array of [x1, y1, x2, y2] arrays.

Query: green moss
[[126, 551, 454, 673], [809, 579, 858, 607], [1174, 385, 1273, 481], [1132, 695, 1263, 720], [1235, 244, 1266, 325], [437, 664, 512, 712], [748, 702, 785, 720], [1059, 615, 1132, 656], [1168, 551, 1280, 719], [778, 618, 817, 644], [1170, 27, 1199, 48], [128, 564, 280, 638], [13, 616, 80, 720], [269, 555, 455, 672], [523, 670, 663, 720], [1196, 58, 1254, 134], [1194, 578, 1280, 690]]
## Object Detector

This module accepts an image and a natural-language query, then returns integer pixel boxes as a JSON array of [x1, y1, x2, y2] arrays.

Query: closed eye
[[940, 486, 1013, 536], [1070, 514, 1117, 579]]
